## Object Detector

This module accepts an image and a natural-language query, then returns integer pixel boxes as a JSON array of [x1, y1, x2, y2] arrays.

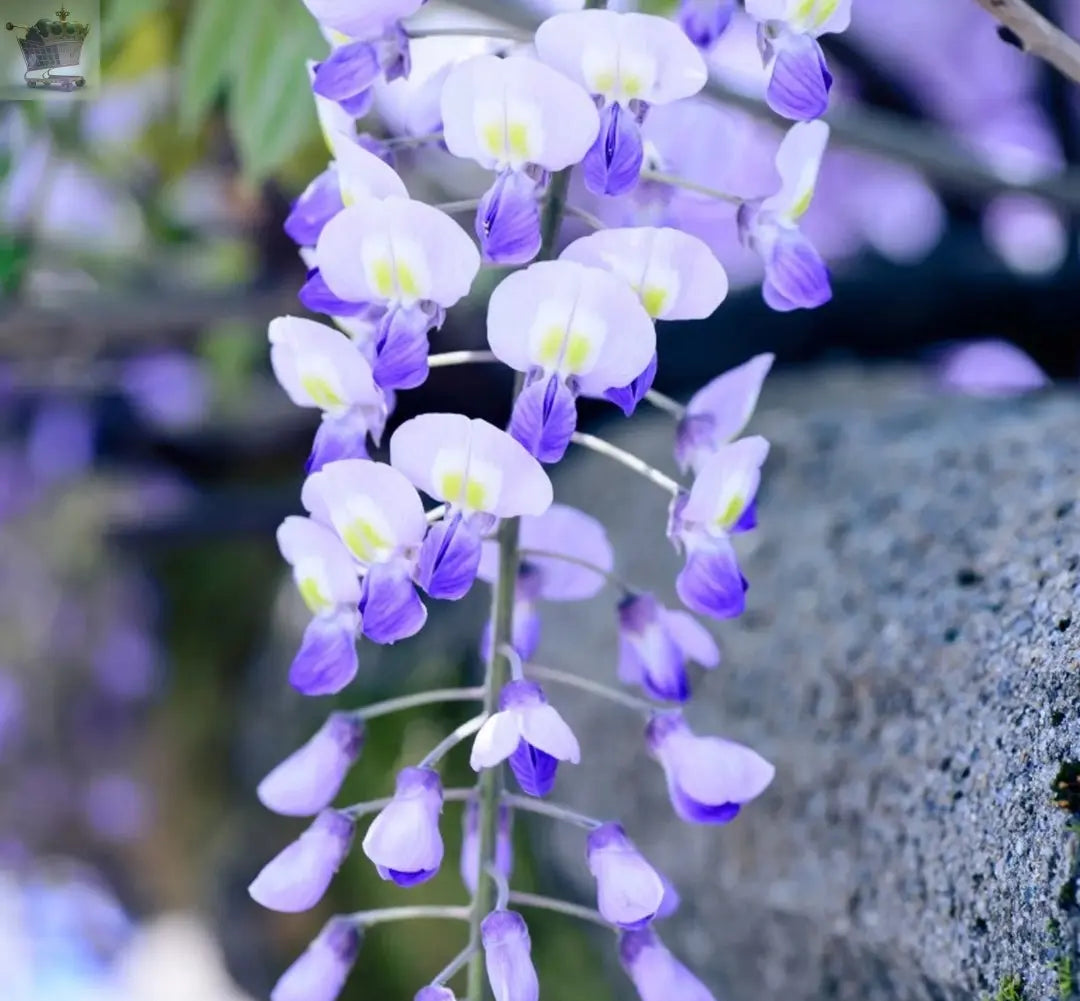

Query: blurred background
[[1, 0, 1078, 998]]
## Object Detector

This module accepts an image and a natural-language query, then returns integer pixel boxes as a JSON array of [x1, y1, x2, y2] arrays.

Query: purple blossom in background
[[258, 712, 365, 817], [0, 672, 24, 757], [482, 909, 539, 1001], [120, 352, 210, 432], [415, 988, 457, 1001], [25, 400, 95, 484], [362, 766, 444, 886], [936, 340, 1050, 398], [271, 916, 361, 1001], [81, 773, 150, 843], [248, 809, 354, 912], [461, 800, 513, 895], [679, 0, 736, 50], [647, 712, 775, 824]]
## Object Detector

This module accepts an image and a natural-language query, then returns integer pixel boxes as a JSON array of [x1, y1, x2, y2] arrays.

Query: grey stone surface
[[528, 366, 1080, 1001]]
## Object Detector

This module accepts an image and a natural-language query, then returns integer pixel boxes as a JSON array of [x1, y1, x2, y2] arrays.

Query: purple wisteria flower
[[675, 353, 774, 474], [669, 436, 769, 619], [470, 681, 580, 798], [314, 187, 480, 389], [482, 910, 539, 1001], [276, 516, 362, 695], [391, 414, 554, 598], [271, 916, 361, 1001], [535, 10, 707, 196], [738, 121, 832, 311], [487, 260, 655, 462], [460, 800, 514, 895], [746, 0, 852, 121], [679, 0, 736, 50], [617, 594, 720, 703], [248, 809, 354, 912], [477, 503, 614, 660], [619, 927, 718, 1001], [587, 822, 666, 928], [646, 713, 774, 824], [441, 55, 599, 264], [936, 339, 1050, 398], [415, 988, 457, 1001], [257, 712, 364, 817], [302, 0, 421, 116], [269, 316, 388, 472], [285, 165, 344, 248], [303, 459, 430, 644], [362, 766, 444, 886]]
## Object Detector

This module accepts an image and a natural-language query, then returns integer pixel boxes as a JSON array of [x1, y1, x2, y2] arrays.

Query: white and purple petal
[[301, 0, 423, 40], [766, 33, 832, 122], [285, 167, 344, 247], [679, 0, 735, 49], [477, 170, 542, 266], [359, 560, 427, 644], [416, 513, 483, 601], [509, 374, 578, 464], [619, 928, 717, 1001], [587, 823, 666, 929], [583, 103, 644, 198], [361, 766, 444, 886], [288, 611, 361, 696], [329, 131, 408, 205], [271, 917, 361, 1001], [482, 910, 539, 1001], [277, 515, 362, 613]]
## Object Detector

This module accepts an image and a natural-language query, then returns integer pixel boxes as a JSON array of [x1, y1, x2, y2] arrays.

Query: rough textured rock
[[529, 366, 1080, 1001]]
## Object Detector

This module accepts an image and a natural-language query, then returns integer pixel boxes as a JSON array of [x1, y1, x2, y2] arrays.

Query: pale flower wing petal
[[518, 504, 614, 601], [470, 712, 523, 770], [763, 120, 830, 222], [519, 704, 580, 763], [329, 132, 408, 203]]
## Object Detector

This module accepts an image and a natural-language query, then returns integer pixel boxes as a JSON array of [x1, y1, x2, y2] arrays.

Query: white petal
[[269, 315, 379, 412], [441, 55, 599, 172], [328, 132, 408, 204], [683, 436, 770, 531], [561, 228, 727, 321], [763, 121, 830, 224], [276, 516, 361, 611], [307, 60, 355, 153], [301, 0, 423, 40], [520, 704, 580, 763], [487, 261, 655, 398], [470, 712, 523, 770]]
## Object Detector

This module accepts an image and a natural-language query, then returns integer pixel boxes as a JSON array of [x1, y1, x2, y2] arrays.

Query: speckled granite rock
[[528, 366, 1080, 1001]]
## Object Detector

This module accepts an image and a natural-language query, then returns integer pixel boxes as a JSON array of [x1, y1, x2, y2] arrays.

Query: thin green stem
[[350, 687, 484, 722], [643, 389, 687, 419], [502, 793, 602, 831], [570, 432, 681, 495], [525, 664, 665, 716], [419, 714, 488, 768], [563, 202, 606, 231], [346, 905, 471, 926], [487, 862, 511, 911], [499, 643, 526, 682], [507, 892, 611, 930], [343, 787, 475, 821], [405, 25, 530, 42], [433, 942, 480, 987], [518, 547, 635, 595], [387, 130, 445, 148], [434, 198, 482, 215], [429, 350, 499, 368], [640, 168, 743, 205]]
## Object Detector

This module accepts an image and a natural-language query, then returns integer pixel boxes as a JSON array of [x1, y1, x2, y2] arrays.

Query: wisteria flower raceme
[[271, 916, 361, 1001], [302, 459, 428, 644], [675, 353, 774, 475], [535, 10, 707, 196], [646, 713, 774, 824], [619, 928, 717, 1001], [276, 516, 362, 696], [679, 0, 736, 50], [460, 800, 514, 895], [248, 809, 354, 913], [477, 503, 614, 660], [587, 822, 666, 929], [314, 193, 480, 389], [487, 260, 656, 462], [441, 55, 599, 264], [746, 0, 852, 121], [361, 766, 444, 886], [470, 680, 580, 798], [669, 436, 769, 619], [257, 712, 364, 817], [738, 121, 832, 312], [617, 594, 720, 703], [391, 414, 554, 598], [269, 315, 388, 473], [482, 910, 540, 1001]]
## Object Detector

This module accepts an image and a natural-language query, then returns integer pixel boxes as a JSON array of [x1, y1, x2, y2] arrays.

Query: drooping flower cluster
[[248, 2, 842, 999]]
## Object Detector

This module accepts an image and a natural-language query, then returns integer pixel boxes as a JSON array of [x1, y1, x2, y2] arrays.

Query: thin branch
[[643, 389, 687, 419], [641, 169, 742, 205], [432, 942, 480, 987], [428, 350, 499, 368], [418, 714, 488, 768], [346, 905, 471, 926], [502, 793, 603, 831], [507, 891, 610, 930], [563, 202, 607, 231], [517, 547, 635, 595], [405, 25, 531, 42], [570, 431, 682, 496], [343, 787, 475, 821], [351, 687, 485, 721], [525, 664, 664, 717], [970, 0, 1080, 85], [433, 198, 482, 215]]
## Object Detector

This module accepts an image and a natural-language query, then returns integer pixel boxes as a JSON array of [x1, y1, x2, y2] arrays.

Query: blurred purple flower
[[935, 340, 1049, 398]]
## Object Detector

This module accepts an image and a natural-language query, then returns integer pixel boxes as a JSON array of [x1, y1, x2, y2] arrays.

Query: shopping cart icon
[[5, 7, 90, 91]]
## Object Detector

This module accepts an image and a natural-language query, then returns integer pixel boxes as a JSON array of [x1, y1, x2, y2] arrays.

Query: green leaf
[[101, 0, 168, 48], [227, 0, 323, 181], [178, 0, 251, 132]]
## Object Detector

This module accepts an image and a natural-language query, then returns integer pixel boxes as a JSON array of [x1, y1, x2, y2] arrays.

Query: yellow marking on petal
[[716, 494, 746, 529], [465, 479, 487, 511], [564, 332, 592, 373], [298, 576, 330, 614], [590, 70, 616, 96], [372, 258, 396, 299], [507, 122, 531, 162], [641, 286, 669, 319], [537, 326, 565, 366], [343, 519, 390, 563], [622, 75, 642, 99], [397, 261, 420, 300], [789, 187, 814, 221], [329, 29, 350, 45], [811, 0, 838, 28], [482, 122, 506, 159], [300, 374, 345, 409], [441, 471, 465, 506]]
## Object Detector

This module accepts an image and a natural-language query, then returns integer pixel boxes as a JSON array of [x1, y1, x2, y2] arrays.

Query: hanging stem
[[434, 198, 483, 215], [563, 202, 606, 231], [643, 389, 687, 419], [487, 862, 512, 911], [405, 25, 531, 42], [502, 793, 602, 831], [570, 432, 682, 495], [518, 547, 635, 595], [343, 787, 475, 821], [419, 714, 488, 768], [639, 168, 743, 205], [429, 350, 499, 368], [525, 663, 665, 716], [433, 941, 481, 987], [347, 905, 472, 926], [387, 130, 445, 149], [507, 892, 611, 930], [350, 687, 484, 721]]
